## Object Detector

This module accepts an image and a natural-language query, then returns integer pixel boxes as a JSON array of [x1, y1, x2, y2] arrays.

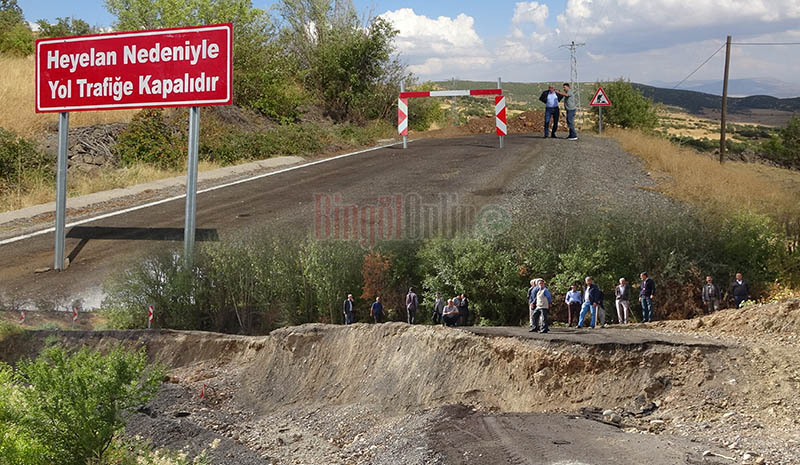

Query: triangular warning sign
[[590, 87, 612, 106]]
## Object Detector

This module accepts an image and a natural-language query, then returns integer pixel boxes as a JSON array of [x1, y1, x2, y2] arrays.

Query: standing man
[[557, 83, 578, 140], [442, 299, 460, 327], [564, 282, 583, 327], [730, 273, 750, 308], [539, 85, 563, 138], [457, 293, 470, 326], [615, 278, 630, 324], [640, 272, 656, 323], [577, 277, 601, 328], [531, 279, 552, 333], [432, 292, 445, 324], [370, 296, 384, 323], [528, 279, 540, 331], [702, 276, 721, 314], [405, 287, 419, 324], [343, 294, 355, 325]]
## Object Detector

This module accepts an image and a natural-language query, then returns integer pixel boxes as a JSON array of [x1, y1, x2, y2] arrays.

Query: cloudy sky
[[20, 0, 800, 86]]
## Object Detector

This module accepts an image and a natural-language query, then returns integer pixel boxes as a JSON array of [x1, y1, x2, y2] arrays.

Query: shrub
[[0, 127, 51, 191], [592, 79, 659, 130], [115, 109, 185, 169], [4, 345, 163, 465]]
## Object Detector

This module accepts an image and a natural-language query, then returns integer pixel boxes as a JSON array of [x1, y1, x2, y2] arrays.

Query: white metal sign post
[[54, 112, 69, 269], [36, 24, 233, 270], [589, 87, 612, 134]]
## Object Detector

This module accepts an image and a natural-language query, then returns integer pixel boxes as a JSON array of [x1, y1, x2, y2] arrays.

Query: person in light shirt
[[615, 278, 631, 324], [564, 282, 583, 327], [538, 85, 563, 138]]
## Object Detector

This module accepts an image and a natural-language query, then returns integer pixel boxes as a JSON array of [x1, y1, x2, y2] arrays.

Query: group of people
[[539, 83, 578, 140], [343, 272, 751, 329], [528, 273, 655, 332]]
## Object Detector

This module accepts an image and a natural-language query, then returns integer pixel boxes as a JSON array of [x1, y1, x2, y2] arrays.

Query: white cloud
[[512, 2, 549, 27], [379, 8, 491, 76]]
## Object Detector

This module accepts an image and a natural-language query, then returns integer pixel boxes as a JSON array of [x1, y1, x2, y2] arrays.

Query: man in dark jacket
[[730, 273, 750, 308], [405, 287, 419, 324], [539, 85, 563, 138], [432, 292, 444, 324], [577, 277, 602, 328], [457, 293, 470, 326], [640, 272, 655, 322], [343, 294, 355, 325], [702, 276, 721, 314]]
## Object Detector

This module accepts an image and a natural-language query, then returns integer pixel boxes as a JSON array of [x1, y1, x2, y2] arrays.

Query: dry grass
[[0, 55, 137, 138], [0, 161, 221, 212], [609, 128, 800, 223]]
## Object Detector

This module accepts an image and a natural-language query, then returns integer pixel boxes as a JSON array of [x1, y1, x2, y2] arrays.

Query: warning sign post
[[589, 87, 612, 134], [35, 24, 233, 269]]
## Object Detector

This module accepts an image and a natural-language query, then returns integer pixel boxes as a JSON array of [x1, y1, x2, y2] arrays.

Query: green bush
[[0, 127, 52, 191], [2, 345, 163, 465], [116, 109, 185, 169], [762, 116, 800, 167], [593, 79, 659, 130], [0, 1, 33, 56]]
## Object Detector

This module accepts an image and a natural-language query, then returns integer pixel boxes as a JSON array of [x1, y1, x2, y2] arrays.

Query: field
[[0, 55, 137, 138]]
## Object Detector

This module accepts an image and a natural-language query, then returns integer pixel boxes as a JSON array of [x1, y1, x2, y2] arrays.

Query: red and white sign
[[589, 87, 612, 106], [36, 23, 233, 113], [398, 98, 408, 136], [19, 311, 25, 324], [495, 96, 507, 136], [148, 305, 154, 323], [72, 306, 79, 322]]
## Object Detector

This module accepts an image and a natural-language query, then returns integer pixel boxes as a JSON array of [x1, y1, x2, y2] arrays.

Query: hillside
[[433, 79, 800, 123]]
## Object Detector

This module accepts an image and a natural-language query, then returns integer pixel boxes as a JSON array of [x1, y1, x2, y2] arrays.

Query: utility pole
[[720, 35, 732, 164], [560, 41, 585, 120]]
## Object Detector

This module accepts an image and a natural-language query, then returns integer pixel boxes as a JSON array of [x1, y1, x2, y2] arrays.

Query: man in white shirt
[[538, 85, 563, 138]]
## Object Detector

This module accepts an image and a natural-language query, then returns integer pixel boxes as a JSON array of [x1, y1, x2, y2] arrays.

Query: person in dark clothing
[[405, 287, 419, 324], [539, 85, 563, 138], [730, 273, 750, 308], [640, 272, 655, 322], [432, 292, 444, 324], [370, 296, 384, 323], [702, 276, 721, 314], [457, 293, 470, 326], [343, 294, 355, 325]]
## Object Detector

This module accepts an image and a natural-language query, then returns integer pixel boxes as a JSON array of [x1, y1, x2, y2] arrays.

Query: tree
[[762, 116, 800, 167], [0, 0, 33, 56], [279, 0, 403, 122], [592, 78, 659, 130], [36, 17, 98, 38]]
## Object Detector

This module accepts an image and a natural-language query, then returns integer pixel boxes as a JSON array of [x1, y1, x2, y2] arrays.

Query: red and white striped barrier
[[397, 83, 506, 148], [397, 98, 408, 136], [495, 96, 507, 136], [400, 88, 502, 99], [19, 311, 25, 324], [72, 306, 79, 322], [147, 305, 154, 329]]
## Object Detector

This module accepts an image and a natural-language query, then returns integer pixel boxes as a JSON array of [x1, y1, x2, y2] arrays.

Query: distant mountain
[[648, 78, 800, 99], [633, 83, 800, 116]]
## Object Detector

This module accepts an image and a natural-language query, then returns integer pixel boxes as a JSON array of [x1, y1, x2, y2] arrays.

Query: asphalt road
[[1, 134, 537, 306], [1, 132, 670, 308]]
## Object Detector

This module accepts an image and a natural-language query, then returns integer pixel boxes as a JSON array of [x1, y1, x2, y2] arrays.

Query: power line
[[672, 43, 726, 89], [732, 42, 800, 45]]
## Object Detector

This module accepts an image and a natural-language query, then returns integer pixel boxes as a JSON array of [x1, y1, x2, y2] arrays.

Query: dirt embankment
[[2, 301, 799, 465]]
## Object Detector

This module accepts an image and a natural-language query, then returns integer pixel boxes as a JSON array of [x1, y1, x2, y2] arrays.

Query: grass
[[0, 160, 221, 212], [608, 128, 800, 225], [0, 55, 137, 138]]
